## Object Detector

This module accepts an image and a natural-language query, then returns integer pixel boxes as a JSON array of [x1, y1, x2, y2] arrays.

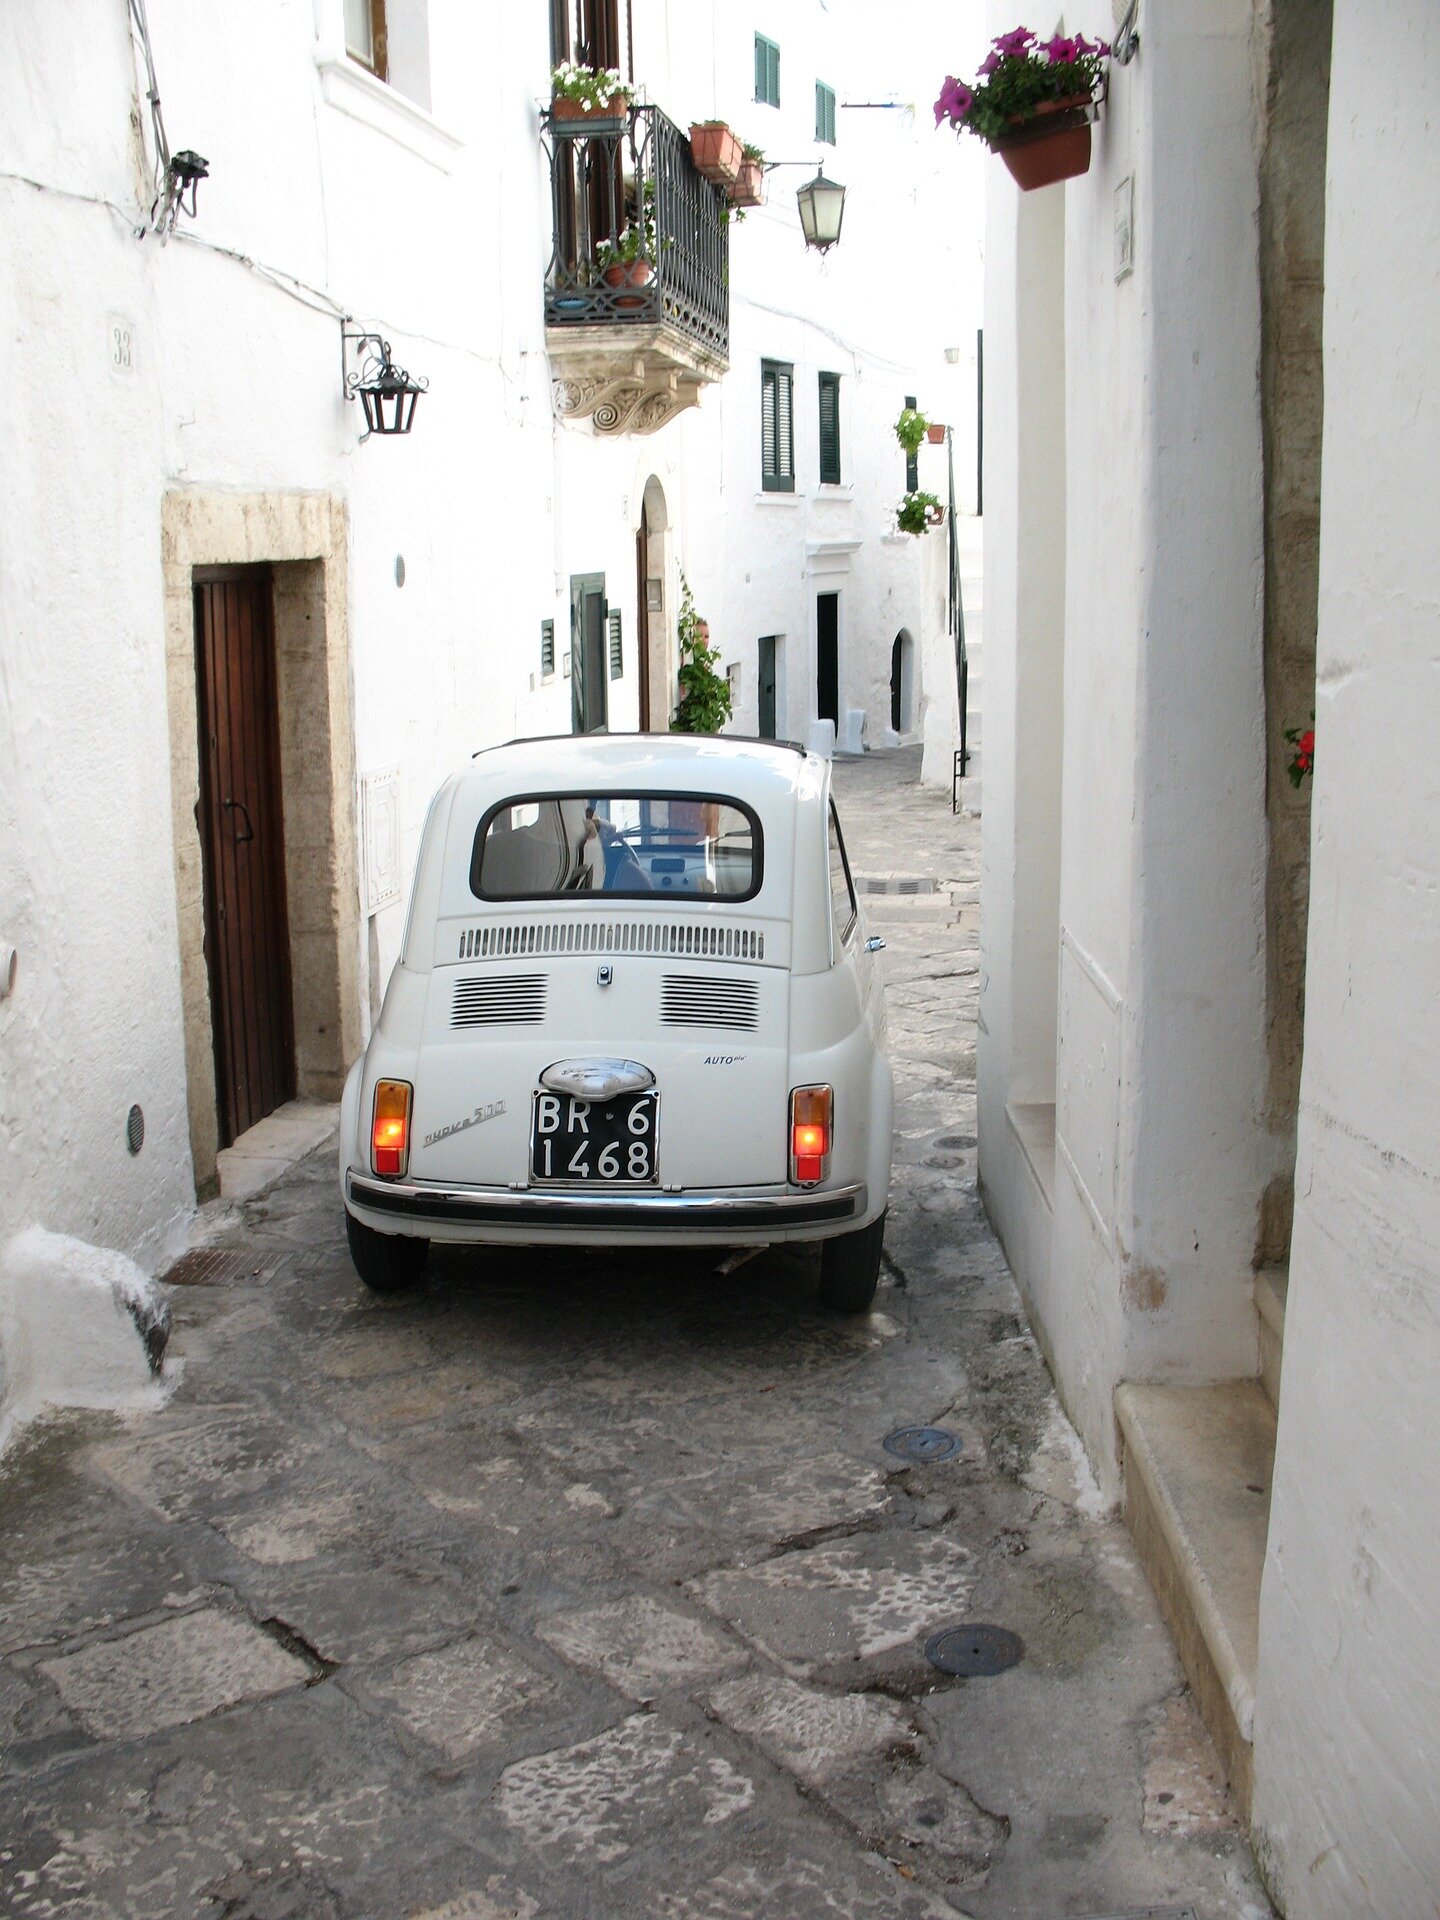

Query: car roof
[[458, 732, 822, 808]]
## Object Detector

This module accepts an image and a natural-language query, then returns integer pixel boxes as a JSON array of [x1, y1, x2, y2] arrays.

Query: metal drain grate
[[1067, 1910, 1198, 1920], [924, 1623, 1024, 1676], [883, 1426, 962, 1463], [162, 1248, 279, 1287]]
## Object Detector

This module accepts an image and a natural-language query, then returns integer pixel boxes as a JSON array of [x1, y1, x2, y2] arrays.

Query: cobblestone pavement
[[0, 749, 1269, 1920]]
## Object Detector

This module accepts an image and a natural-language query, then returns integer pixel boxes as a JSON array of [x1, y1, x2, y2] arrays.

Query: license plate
[[530, 1089, 659, 1185]]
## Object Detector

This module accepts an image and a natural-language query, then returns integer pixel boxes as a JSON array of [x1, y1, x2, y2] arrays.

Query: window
[[828, 803, 857, 948], [754, 34, 780, 107], [345, 0, 386, 78], [818, 372, 842, 485], [540, 618, 555, 678], [607, 608, 623, 679], [904, 391, 918, 493], [473, 793, 762, 900], [815, 81, 836, 145], [761, 360, 794, 493]]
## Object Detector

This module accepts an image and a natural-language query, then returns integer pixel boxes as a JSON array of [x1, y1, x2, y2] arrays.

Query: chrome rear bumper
[[345, 1170, 866, 1233]]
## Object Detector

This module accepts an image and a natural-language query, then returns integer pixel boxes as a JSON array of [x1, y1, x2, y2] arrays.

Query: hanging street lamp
[[795, 168, 846, 253], [342, 326, 429, 440]]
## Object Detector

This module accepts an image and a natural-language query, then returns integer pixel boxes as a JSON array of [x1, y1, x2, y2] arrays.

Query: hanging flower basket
[[926, 423, 948, 445], [690, 121, 743, 187], [992, 96, 1095, 190], [934, 28, 1108, 192], [727, 157, 766, 208]]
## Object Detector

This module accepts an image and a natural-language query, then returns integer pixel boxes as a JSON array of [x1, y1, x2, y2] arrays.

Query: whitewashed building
[[0, 2, 977, 1276], [974, 0, 1440, 1909]]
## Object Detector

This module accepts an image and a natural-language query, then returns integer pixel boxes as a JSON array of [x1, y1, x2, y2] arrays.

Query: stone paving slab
[[0, 749, 1269, 1920]]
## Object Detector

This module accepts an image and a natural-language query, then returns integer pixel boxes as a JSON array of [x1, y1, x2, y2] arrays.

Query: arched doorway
[[890, 629, 916, 734], [637, 478, 670, 730]]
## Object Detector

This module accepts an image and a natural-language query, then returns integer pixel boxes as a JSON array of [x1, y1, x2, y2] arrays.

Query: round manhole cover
[[883, 1425, 961, 1464], [924, 1624, 1024, 1677], [931, 1133, 976, 1151]]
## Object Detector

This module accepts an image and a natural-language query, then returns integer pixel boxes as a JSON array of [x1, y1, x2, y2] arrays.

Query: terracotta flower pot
[[991, 94, 1094, 191], [689, 122, 743, 187], [602, 259, 654, 309], [551, 93, 626, 123], [926, 423, 948, 445], [727, 158, 766, 208]]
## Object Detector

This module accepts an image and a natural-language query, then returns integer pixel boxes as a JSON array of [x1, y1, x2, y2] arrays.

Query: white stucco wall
[[0, 0, 975, 1272], [976, 0, 1272, 1489], [1252, 3, 1440, 1908]]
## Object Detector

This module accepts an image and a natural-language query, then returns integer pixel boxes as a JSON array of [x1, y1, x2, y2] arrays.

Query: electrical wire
[[127, 0, 184, 238]]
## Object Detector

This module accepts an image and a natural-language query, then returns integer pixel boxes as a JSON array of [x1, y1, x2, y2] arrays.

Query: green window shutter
[[608, 608, 623, 678], [540, 618, 555, 677], [761, 360, 794, 491], [818, 372, 841, 484], [815, 81, 836, 145], [755, 33, 779, 106], [904, 391, 918, 493]]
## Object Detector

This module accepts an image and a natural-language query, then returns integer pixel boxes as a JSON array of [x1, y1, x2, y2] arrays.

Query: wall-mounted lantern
[[167, 150, 209, 221], [342, 326, 428, 440], [795, 169, 846, 253]]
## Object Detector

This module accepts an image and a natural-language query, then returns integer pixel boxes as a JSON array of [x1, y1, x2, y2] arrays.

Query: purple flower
[[1042, 33, 1081, 64], [933, 74, 975, 126], [992, 26, 1036, 58], [1072, 33, 1110, 57], [977, 50, 1001, 77]]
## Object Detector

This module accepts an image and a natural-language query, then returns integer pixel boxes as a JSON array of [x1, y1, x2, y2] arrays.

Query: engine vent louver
[[660, 974, 761, 1031], [451, 973, 547, 1027], [456, 920, 766, 963]]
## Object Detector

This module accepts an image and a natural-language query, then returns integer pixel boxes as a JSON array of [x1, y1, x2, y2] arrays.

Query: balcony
[[542, 102, 730, 435]]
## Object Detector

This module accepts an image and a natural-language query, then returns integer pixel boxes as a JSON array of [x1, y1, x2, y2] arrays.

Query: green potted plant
[[689, 120, 744, 187], [895, 406, 930, 458], [550, 61, 634, 121], [935, 28, 1109, 190], [896, 490, 943, 535], [728, 142, 766, 208], [671, 576, 732, 733]]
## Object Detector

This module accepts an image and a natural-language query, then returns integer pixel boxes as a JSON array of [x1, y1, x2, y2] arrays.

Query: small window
[[761, 360, 794, 493], [540, 618, 556, 678], [473, 792, 763, 901], [815, 81, 836, 146], [828, 803, 857, 948], [904, 391, 918, 493], [345, 0, 387, 79], [754, 33, 780, 107], [818, 372, 842, 485], [608, 608, 623, 679]]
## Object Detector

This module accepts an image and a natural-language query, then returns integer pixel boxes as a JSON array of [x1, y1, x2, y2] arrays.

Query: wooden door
[[816, 592, 839, 726], [194, 568, 295, 1148], [758, 635, 778, 739], [570, 573, 609, 734]]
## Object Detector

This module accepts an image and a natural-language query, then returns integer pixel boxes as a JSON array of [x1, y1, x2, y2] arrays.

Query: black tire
[[345, 1210, 429, 1294], [818, 1211, 886, 1313]]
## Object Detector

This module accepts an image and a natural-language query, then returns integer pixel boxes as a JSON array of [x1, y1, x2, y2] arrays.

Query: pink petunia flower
[[992, 26, 1036, 58], [977, 50, 1001, 77], [1042, 33, 1081, 63], [934, 74, 975, 125]]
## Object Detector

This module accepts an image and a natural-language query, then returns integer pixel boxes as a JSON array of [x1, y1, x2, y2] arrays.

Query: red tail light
[[371, 1080, 412, 1177], [790, 1085, 833, 1185]]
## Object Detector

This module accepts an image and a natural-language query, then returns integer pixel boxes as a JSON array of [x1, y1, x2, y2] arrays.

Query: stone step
[[1114, 1379, 1276, 1822], [1254, 1267, 1288, 1410]]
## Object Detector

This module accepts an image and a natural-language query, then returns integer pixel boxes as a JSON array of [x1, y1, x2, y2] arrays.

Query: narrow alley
[[0, 752, 1268, 1920]]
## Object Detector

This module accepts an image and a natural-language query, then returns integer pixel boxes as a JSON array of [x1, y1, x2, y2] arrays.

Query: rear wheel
[[345, 1211, 429, 1294], [818, 1211, 886, 1313]]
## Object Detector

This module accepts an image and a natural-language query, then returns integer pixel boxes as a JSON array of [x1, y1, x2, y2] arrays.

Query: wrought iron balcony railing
[[541, 101, 730, 365]]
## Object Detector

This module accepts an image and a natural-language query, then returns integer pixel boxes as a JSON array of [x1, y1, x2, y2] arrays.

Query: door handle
[[223, 798, 255, 845]]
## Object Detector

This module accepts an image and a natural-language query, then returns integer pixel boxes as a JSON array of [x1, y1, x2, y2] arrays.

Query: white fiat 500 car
[[340, 733, 893, 1310]]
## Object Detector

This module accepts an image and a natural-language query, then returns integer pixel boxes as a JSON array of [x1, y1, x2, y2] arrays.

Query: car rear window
[[471, 792, 763, 901]]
